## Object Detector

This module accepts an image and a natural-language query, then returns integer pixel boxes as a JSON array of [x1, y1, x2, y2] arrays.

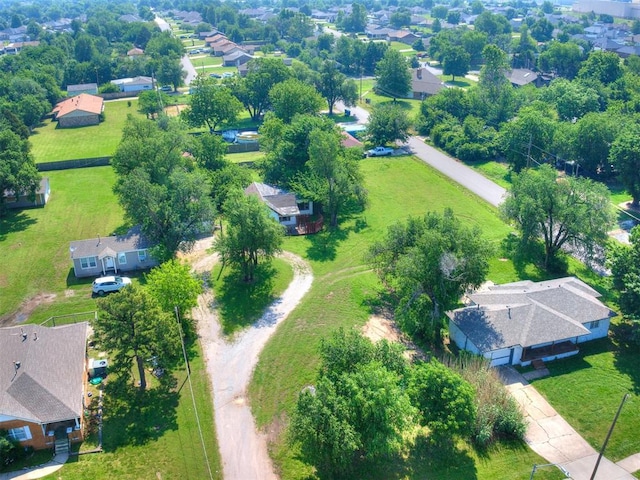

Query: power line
[[175, 306, 214, 480]]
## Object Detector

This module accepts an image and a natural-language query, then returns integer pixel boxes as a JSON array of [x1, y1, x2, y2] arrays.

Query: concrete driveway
[[500, 367, 636, 480]]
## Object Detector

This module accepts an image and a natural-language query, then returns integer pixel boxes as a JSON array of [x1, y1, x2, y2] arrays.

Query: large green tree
[[608, 226, 640, 334], [316, 60, 358, 115], [269, 78, 325, 123], [112, 117, 215, 260], [409, 360, 476, 442], [145, 259, 203, 324], [181, 76, 242, 132], [368, 209, 492, 342], [499, 104, 558, 172], [610, 123, 640, 206], [538, 41, 583, 79], [365, 103, 411, 146], [0, 129, 40, 213], [289, 329, 415, 477], [442, 45, 470, 82], [375, 48, 411, 101], [95, 285, 181, 390], [227, 57, 291, 121], [501, 165, 614, 270], [293, 128, 367, 227], [215, 189, 284, 282]]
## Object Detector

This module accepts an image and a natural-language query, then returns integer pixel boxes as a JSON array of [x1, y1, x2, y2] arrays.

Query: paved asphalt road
[[155, 15, 197, 85], [344, 102, 507, 207]]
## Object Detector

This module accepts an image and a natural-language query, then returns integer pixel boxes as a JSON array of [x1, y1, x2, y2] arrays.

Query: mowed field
[[29, 99, 145, 163]]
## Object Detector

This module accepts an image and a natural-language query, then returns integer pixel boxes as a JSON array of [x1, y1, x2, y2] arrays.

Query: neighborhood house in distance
[[448, 277, 615, 367], [2, 177, 50, 209], [245, 182, 322, 235], [69, 226, 157, 278], [0, 323, 88, 453], [52, 94, 104, 128]]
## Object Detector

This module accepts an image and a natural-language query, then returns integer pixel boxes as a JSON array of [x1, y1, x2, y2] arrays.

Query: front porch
[[288, 214, 324, 235], [521, 341, 579, 364]]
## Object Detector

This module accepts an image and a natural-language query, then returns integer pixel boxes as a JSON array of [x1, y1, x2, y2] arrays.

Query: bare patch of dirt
[[0, 274, 7, 288], [65, 289, 75, 298], [177, 235, 218, 273], [163, 104, 188, 117], [362, 314, 424, 361], [0, 293, 57, 327]]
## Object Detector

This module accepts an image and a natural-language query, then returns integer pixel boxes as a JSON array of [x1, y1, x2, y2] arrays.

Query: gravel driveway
[[191, 249, 313, 480]]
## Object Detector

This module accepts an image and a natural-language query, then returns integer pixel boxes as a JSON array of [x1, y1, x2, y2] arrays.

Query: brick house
[[52, 93, 104, 128], [0, 323, 88, 451]]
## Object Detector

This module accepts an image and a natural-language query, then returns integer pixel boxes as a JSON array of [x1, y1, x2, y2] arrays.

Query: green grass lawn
[[211, 257, 293, 336], [42, 343, 222, 480], [248, 156, 565, 478], [0, 167, 125, 319], [529, 336, 640, 462], [30, 100, 144, 163], [439, 75, 476, 88], [227, 150, 264, 164], [360, 89, 423, 121]]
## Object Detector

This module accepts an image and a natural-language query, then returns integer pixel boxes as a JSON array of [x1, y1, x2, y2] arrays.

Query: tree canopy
[[111, 117, 215, 261], [608, 226, 640, 341], [0, 128, 40, 214], [293, 127, 367, 228], [95, 285, 181, 390], [366, 103, 411, 146], [501, 165, 614, 270], [214, 189, 284, 282], [181, 76, 242, 132], [368, 209, 492, 342], [375, 48, 411, 101]]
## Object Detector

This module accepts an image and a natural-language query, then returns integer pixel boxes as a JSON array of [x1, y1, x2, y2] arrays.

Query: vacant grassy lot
[[0, 167, 124, 319], [29, 99, 144, 163], [248, 156, 564, 479], [42, 343, 222, 480]]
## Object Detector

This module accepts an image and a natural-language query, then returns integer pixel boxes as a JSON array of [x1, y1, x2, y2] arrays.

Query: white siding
[[577, 318, 610, 343]]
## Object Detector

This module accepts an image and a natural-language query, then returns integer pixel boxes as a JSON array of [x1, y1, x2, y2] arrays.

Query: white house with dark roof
[[69, 226, 157, 278], [447, 277, 615, 367], [0, 323, 88, 451], [245, 182, 321, 235]]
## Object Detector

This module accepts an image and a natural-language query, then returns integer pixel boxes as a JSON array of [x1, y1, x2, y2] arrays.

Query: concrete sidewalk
[[500, 367, 636, 480], [0, 453, 68, 480]]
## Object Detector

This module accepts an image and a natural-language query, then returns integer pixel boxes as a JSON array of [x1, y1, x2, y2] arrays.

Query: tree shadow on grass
[[610, 321, 640, 395], [0, 210, 37, 242], [214, 263, 277, 336], [102, 376, 179, 451], [305, 226, 351, 262]]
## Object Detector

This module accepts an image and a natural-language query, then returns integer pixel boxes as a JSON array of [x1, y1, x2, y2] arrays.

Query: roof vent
[[14, 361, 21, 370], [21, 329, 27, 341], [33, 332, 38, 341]]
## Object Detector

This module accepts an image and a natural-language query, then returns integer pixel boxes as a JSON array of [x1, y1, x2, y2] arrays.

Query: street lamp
[[530, 463, 571, 479]]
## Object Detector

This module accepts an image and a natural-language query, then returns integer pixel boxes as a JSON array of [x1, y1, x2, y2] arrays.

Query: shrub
[[442, 354, 527, 447]]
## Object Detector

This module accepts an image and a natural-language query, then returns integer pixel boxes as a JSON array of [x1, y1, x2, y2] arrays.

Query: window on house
[[297, 201, 310, 211], [590, 320, 600, 329], [118, 252, 127, 265], [279, 216, 291, 222], [80, 257, 97, 269], [138, 250, 147, 262], [8, 426, 32, 442]]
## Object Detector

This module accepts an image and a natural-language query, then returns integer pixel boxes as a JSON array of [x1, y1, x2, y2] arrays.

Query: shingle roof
[[412, 68, 445, 96], [245, 182, 300, 216], [448, 277, 615, 352], [0, 323, 87, 424], [52, 93, 103, 118], [67, 83, 97, 93], [69, 226, 153, 259], [507, 69, 539, 86]]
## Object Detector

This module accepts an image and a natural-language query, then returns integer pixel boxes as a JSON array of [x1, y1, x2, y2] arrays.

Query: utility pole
[[590, 393, 630, 480]]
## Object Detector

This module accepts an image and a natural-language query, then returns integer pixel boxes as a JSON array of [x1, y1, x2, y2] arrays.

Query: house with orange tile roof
[[52, 93, 104, 128]]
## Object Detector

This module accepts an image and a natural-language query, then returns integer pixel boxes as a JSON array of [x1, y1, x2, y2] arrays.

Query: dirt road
[[190, 244, 313, 480]]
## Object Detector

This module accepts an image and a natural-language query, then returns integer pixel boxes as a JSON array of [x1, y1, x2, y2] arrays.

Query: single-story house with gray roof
[[245, 182, 320, 235], [447, 277, 615, 367], [0, 322, 88, 451], [69, 226, 157, 278]]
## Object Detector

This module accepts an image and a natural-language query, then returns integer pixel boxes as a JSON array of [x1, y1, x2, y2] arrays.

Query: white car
[[367, 146, 394, 157], [92, 276, 132, 296]]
